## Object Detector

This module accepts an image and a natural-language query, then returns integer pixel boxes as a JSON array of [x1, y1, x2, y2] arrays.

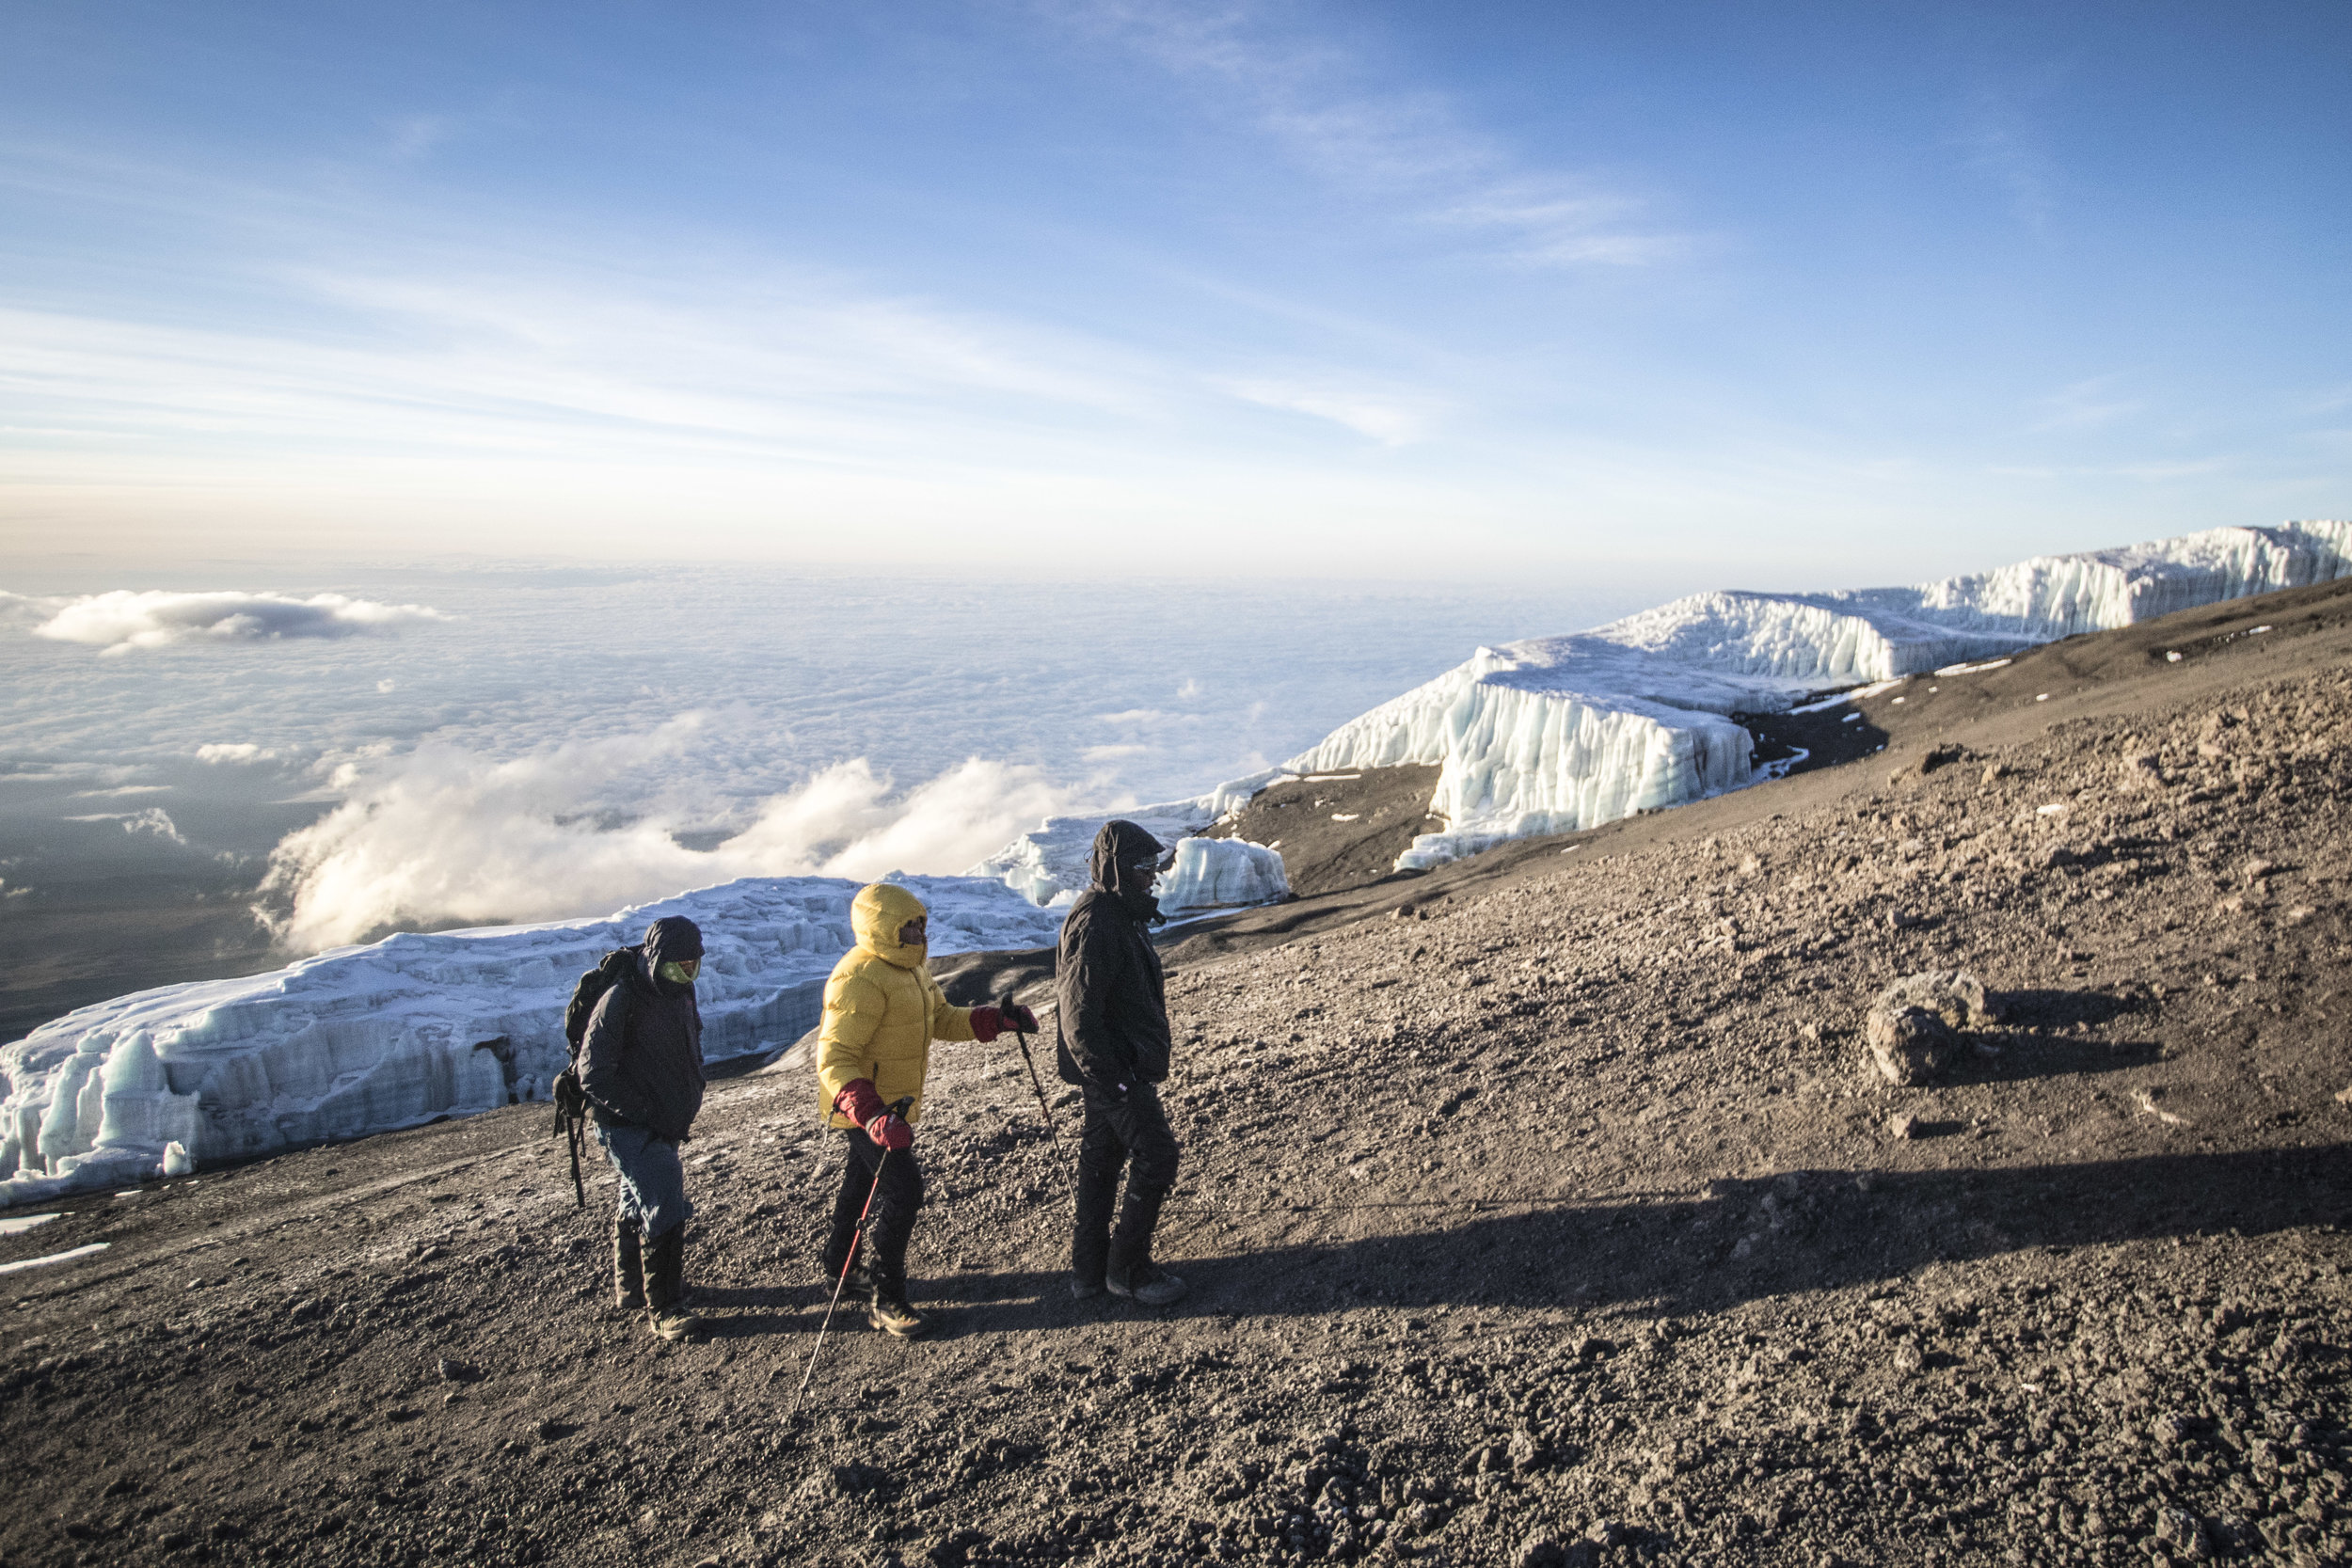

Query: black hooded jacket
[[1055, 820, 1172, 1089], [581, 916, 707, 1141]]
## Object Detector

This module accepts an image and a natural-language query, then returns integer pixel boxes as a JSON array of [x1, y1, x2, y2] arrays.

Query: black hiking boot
[[821, 1255, 873, 1300], [644, 1228, 704, 1341], [1105, 1260, 1187, 1307], [612, 1219, 645, 1311]]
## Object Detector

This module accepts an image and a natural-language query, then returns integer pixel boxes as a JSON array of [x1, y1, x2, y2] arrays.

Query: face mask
[[657, 959, 699, 986]]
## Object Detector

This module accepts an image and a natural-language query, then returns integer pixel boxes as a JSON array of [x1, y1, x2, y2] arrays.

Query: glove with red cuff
[[834, 1079, 913, 1150], [970, 1001, 1041, 1041]]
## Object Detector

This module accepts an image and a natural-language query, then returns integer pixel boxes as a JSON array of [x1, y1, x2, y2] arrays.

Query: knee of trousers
[[877, 1162, 926, 1215], [1129, 1138, 1181, 1192]]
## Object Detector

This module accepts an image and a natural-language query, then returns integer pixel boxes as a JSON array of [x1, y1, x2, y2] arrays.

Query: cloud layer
[[256, 724, 1084, 950], [9, 590, 448, 657]]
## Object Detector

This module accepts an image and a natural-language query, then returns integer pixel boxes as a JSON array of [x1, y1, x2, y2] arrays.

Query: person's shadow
[[688, 1142, 2349, 1337]]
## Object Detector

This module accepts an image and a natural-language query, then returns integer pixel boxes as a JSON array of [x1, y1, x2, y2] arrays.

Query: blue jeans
[[596, 1120, 692, 1239]]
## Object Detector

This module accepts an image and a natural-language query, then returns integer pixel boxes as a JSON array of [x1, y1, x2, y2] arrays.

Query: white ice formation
[[965, 770, 1279, 906], [0, 874, 1064, 1206], [1157, 836, 1290, 917], [1289, 521, 2352, 868]]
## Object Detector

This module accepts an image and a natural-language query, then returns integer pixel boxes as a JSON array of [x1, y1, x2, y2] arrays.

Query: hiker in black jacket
[[1056, 819, 1187, 1307], [580, 914, 707, 1340]]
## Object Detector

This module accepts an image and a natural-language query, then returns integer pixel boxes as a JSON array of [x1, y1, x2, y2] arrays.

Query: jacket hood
[[640, 915, 706, 996], [641, 916, 705, 968], [851, 881, 930, 971], [1089, 819, 1168, 923]]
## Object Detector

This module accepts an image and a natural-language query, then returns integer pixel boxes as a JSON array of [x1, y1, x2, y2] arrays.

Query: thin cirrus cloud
[[1217, 376, 1438, 444], [5, 589, 449, 656], [1071, 2, 1691, 269], [0, 222, 1460, 541], [2030, 375, 2145, 434]]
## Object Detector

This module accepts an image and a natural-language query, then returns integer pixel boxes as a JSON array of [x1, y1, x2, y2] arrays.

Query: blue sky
[[1, 1, 2344, 583]]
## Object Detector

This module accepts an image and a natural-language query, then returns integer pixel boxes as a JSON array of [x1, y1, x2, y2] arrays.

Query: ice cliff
[[0, 874, 1064, 1205], [964, 771, 1279, 907], [1291, 521, 2352, 867]]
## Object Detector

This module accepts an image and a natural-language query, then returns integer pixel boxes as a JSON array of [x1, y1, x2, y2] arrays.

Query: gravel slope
[[4, 579, 2350, 1568]]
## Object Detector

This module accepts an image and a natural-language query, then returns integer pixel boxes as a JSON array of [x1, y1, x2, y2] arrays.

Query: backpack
[[552, 949, 634, 1204]]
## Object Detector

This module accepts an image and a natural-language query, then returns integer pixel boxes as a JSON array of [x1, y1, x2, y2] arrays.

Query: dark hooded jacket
[[581, 916, 707, 1142], [1055, 820, 1172, 1089]]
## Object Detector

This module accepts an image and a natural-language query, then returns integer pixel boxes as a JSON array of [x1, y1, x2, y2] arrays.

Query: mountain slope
[[4, 575, 2349, 1567]]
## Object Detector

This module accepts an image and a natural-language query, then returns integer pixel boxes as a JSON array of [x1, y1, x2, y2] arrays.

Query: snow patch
[[0, 1243, 109, 1275]]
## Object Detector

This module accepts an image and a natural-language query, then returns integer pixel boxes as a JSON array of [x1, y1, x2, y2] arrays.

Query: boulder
[[1866, 1006, 1959, 1086], [1874, 969, 2000, 1029], [1862, 971, 1997, 1085]]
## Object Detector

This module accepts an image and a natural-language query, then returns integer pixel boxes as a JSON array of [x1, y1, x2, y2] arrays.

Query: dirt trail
[[6, 579, 2352, 1568]]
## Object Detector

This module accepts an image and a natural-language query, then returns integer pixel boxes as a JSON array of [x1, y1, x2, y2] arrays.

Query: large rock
[[1863, 971, 1998, 1085]]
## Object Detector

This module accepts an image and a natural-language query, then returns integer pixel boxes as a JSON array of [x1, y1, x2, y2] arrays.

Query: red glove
[[834, 1081, 914, 1149], [998, 999, 1039, 1034], [835, 1079, 885, 1125], [971, 1006, 1004, 1043]]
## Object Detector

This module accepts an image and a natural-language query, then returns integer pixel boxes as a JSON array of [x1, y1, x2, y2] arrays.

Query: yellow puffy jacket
[[815, 881, 977, 1129]]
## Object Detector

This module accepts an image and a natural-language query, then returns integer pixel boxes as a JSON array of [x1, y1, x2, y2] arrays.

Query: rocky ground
[[4, 579, 2351, 1568], [1207, 766, 1444, 898]]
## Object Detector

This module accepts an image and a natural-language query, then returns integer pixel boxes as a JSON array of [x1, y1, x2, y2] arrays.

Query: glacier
[[1288, 520, 2352, 868], [0, 873, 1066, 1206], [963, 770, 1279, 906], [1157, 835, 1290, 917]]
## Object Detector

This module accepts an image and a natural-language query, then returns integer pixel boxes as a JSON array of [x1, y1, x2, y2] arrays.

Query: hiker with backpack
[[1057, 820, 1187, 1306], [816, 881, 1036, 1339], [568, 915, 708, 1341]]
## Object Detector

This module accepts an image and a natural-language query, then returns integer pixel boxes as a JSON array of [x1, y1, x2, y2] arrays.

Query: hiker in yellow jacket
[[816, 880, 1035, 1338]]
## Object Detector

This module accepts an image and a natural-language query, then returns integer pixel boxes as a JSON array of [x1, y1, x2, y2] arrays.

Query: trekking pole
[[1005, 1017, 1066, 1162], [787, 1096, 914, 1429], [565, 1115, 585, 1209]]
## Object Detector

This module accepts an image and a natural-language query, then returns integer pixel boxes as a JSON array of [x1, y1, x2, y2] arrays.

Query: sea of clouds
[[0, 562, 1639, 952]]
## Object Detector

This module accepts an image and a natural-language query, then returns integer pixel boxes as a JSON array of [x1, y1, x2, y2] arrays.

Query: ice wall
[[1158, 836, 1289, 916], [1296, 520, 2352, 868], [967, 769, 1279, 906], [0, 873, 1064, 1206]]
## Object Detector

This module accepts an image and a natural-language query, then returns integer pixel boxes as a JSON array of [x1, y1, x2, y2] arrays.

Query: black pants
[[1073, 1080, 1181, 1284], [822, 1131, 924, 1296]]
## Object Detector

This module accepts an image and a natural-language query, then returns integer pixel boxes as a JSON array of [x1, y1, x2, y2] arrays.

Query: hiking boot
[[643, 1228, 704, 1341], [1105, 1262, 1187, 1307], [612, 1219, 645, 1311], [867, 1290, 929, 1339], [1069, 1275, 1104, 1300], [822, 1257, 873, 1299]]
